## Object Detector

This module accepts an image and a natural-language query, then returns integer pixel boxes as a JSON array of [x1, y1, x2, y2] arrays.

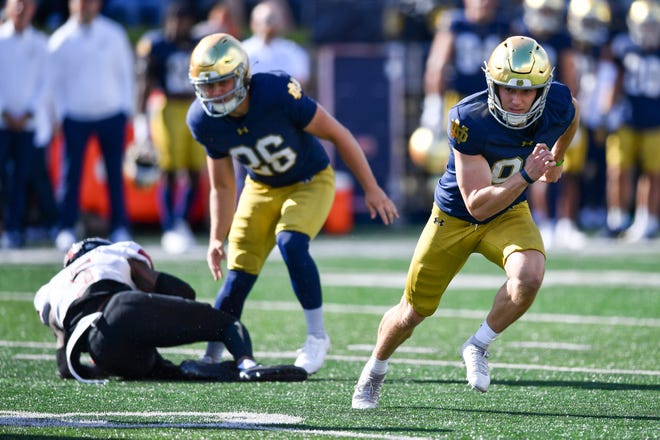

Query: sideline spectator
[[49, 0, 134, 251], [0, 0, 50, 248], [192, 0, 243, 40], [242, 0, 310, 88]]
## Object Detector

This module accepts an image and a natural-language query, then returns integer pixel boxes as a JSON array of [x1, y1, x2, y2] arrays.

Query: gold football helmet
[[523, 0, 566, 35], [567, 0, 611, 45], [484, 36, 553, 129], [627, 0, 660, 50], [189, 33, 251, 117]]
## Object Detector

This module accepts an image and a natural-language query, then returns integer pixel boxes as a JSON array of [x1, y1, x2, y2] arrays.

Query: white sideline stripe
[[3, 268, 660, 304], [1, 235, 660, 265], [13, 348, 660, 377], [3, 294, 657, 327]]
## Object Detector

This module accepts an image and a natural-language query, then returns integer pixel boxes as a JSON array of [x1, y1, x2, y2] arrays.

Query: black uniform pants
[[87, 291, 253, 379]]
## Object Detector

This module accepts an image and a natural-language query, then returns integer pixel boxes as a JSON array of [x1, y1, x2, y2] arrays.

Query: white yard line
[[1, 234, 659, 265], [0, 410, 422, 439], [11, 346, 660, 377], [5, 294, 656, 327]]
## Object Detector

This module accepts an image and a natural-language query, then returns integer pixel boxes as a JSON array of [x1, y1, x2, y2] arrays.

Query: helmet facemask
[[190, 66, 249, 117], [484, 36, 554, 130], [189, 33, 251, 118]]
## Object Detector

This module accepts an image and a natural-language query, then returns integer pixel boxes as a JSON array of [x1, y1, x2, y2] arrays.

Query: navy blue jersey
[[187, 73, 331, 187], [140, 30, 199, 96], [435, 82, 575, 224], [611, 33, 660, 129], [445, 10, 511, 96]]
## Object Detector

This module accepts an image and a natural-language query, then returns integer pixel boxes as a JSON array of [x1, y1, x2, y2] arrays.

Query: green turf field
[[0, 229, 658, 439]]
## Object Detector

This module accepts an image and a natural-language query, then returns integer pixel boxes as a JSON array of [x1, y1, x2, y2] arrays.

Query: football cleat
[[461, 341, 491, 393], [352, 368, 387, 409], [294, 334, 330, 374], [180, 360, 240, 382], [239, 364, 308, 382], [189, 33, 250, 117], [484, 36, 553, 129]]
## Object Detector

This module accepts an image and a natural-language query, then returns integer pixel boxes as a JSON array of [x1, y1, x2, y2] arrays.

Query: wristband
[[555, 159, 564, 167], [520, 168, 535, 184]]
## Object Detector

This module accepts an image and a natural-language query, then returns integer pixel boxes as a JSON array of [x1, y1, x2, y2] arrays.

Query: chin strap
[[65, 312, 108, 385]]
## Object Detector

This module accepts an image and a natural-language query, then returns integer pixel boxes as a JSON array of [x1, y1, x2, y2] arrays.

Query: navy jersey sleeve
[[544, 82, 575, 126], [446, 96, 489, 156], [265, 72, 318, 129]]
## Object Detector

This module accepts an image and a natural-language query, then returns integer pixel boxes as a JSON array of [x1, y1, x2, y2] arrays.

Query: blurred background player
[[135, 2, 204, 253], [419, 0, 510, 137], [49, 0, 134, 250], [566, 0, 616, 236], [603, 0, 660, 241], [0, 0, 50, 248], [187, 33, 399, 374], [515, 0, 584, 249], [514, 0, 586, 249]]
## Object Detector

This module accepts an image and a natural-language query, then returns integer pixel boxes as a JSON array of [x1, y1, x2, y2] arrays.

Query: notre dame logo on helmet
[[450, 119, 469, 144], [287, 78, 302, 99]]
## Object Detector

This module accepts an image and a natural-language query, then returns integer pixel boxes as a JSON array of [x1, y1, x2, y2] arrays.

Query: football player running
[[34, 238, 307, 383], [352, 36, 579, 409], [186, 34, 399, 374]]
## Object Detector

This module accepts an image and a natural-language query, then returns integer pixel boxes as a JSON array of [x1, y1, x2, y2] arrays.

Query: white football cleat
[[461, 340, 490, 393], [294, 334, 330, 374], [554, 218, 586, 249], [352, 367, 387, 409], [162, 220, 195, 254]]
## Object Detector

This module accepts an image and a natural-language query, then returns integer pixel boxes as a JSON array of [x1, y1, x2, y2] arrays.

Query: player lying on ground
[[33, 238, 307, 384]]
